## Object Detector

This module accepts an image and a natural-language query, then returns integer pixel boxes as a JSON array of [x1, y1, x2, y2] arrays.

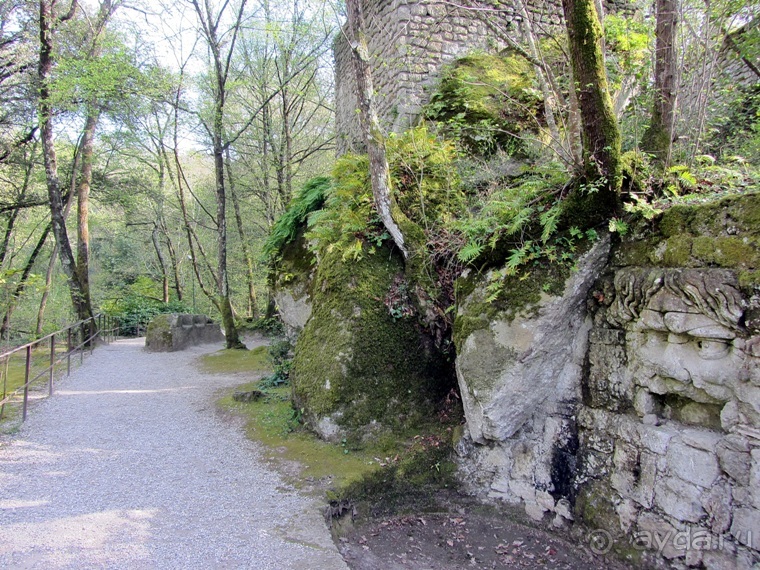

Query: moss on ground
[[217, 382, 377, 488], [200, 345, 271, 374], [328, 433, 459, 519]]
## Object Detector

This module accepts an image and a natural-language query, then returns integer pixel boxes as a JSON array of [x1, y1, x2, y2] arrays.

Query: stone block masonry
[[144, 313, 224, 352], [334, 0, 554, 154], [334, 0, 638, 155]]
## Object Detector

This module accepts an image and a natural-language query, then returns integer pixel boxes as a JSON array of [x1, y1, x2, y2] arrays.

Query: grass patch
[[0, 345, 84, 430], [217, 382, 377, 488], [211, 343, 460, 502], [200, 345, 271, 374]]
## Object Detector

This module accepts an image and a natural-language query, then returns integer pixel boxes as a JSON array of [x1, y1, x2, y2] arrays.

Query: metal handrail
[[0, 313, 119, 423]]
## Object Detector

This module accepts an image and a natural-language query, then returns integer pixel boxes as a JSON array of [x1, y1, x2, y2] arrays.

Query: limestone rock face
[[271, 230, 315, 341], [455, 236, 611, 443], [144, 314, 223, 352], [454, 193, 760, 568]]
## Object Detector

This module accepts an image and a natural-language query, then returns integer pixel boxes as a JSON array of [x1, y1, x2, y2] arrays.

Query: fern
[[539, 204, 562, 243], [457, 241, 485, 263], [505, 241, 533, 274], [263, 176, 331, 262]]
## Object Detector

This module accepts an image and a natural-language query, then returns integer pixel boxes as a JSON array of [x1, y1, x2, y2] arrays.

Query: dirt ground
[[334, 498, 634, 570]]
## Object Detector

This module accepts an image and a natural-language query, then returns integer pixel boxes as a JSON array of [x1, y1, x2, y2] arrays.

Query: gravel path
[[0, 338, 348, 570]]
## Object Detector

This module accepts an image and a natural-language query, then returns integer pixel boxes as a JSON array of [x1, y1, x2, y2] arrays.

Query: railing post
[[49, 333, 55, 396], [0, 356, 7, 419], [79, 326, 84, 365], [22, 345, 31, 422], [67, 328, 72, 376]]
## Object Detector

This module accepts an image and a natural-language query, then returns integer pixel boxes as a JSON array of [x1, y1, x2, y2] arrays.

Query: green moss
[[330, 440, 458, 519], [611, 238, 655, 266], [658, 205, 691, 237], [271, 228, 315, 297], [200, 345, 271, 374], [659, 235, 693, 266], [616, 192, 760, 269], [453, 261, 571, 353], [425, 51, 542, 156], [217, 382, 376, 488], [574, 480, 620, 534], [739, 270, 760, 293], [291, 246, 447, 436], [146, 314, 173, 347], [692, 236, 760, 268]]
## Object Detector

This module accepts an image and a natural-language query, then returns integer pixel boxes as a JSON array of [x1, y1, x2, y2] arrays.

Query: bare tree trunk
[[151, 225, 170, 303], [345, 0, 408, 259], [37, 146, 79, 336], [225, 149, 257, 319], [190, 0, 246, 350], [562, 0, 622, 207], [76, 106, 99, 316], [38, 0, 92, 327], [641, 0, 678, 164]]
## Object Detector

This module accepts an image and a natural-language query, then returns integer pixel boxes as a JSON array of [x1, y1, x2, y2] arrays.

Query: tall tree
[[189, 0, 247, 349], [562, 0, 622, 212], [345, 0, 408, 259], [38, 0, 94, 326], [74, 0, 122, 331], [641, 0, 678, 164]]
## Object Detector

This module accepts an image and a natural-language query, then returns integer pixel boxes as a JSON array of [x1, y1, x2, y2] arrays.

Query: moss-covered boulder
[[291, 246, 446, 442], [425, 52, 543, 156]]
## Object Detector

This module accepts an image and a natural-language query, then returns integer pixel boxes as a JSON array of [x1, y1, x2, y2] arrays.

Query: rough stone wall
[[454, 193, 760, 569], [335, 1, 756, 156], [334, 0, 564, 154]]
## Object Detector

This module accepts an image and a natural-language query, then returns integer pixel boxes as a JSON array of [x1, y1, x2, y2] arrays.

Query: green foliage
[[259, 340, 293, 388], [424, 52, 543, 157], [305, 155, 378, 260], [608, 217, 629, 235], [101, 277, 189, 336], [244, 316, 285, 337], [664, 164, 697, 197], [452, 161, 569, 267], [387, 126, 464, 227], [263, 176, 330, 262], [706, 83, 760, 163], [306, 127, 464, 262], [604, 13, 652, 92]]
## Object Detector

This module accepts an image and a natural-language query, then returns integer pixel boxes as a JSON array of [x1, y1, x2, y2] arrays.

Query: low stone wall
[[144, 314, 224, 352]]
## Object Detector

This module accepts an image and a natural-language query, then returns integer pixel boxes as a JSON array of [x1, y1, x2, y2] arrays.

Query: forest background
[[0, 0, 757, 347]]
